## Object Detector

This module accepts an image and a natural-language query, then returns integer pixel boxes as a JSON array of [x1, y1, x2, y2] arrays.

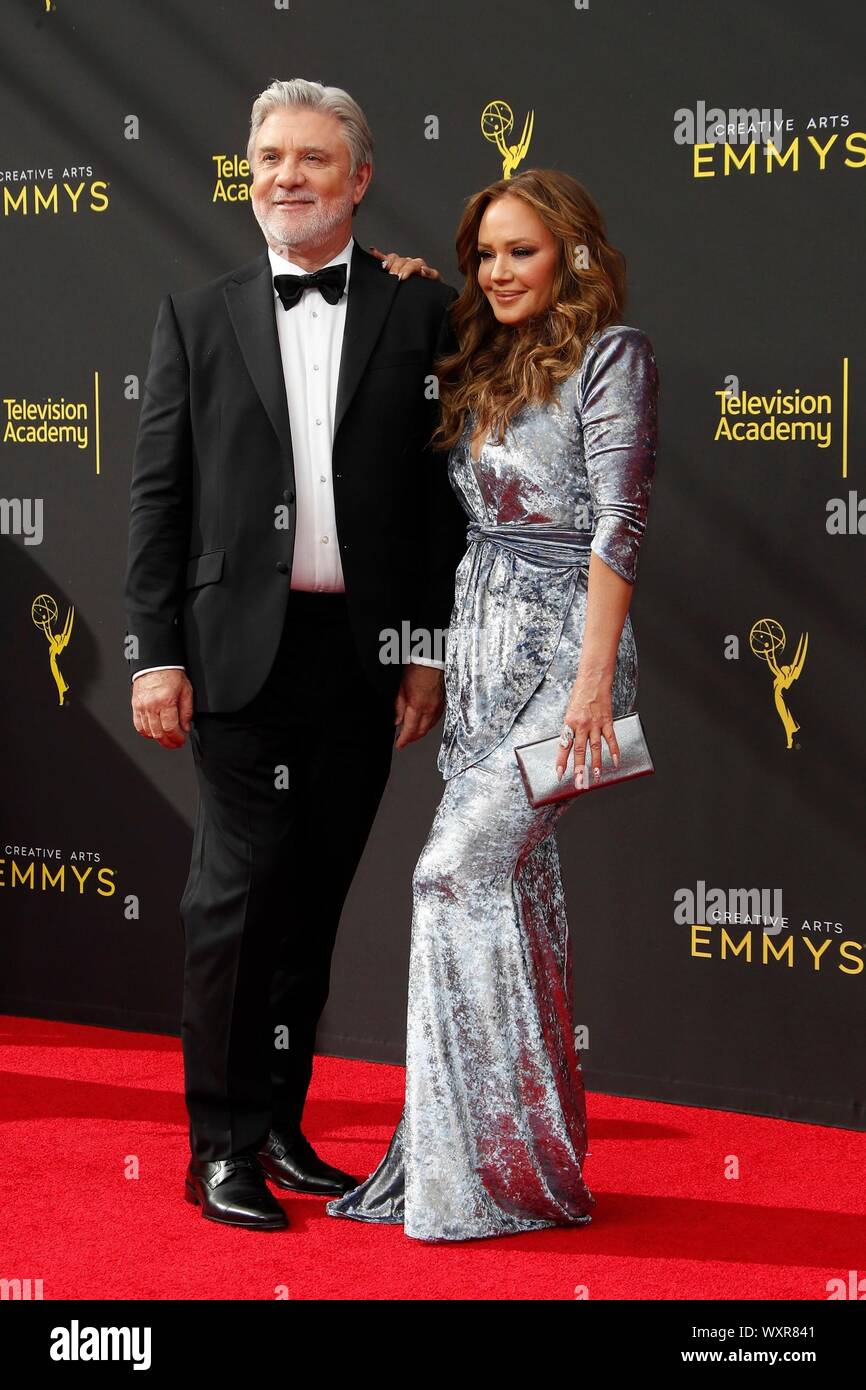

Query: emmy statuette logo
[[32, 593, 74, 705], [749, 617, 808, 749], [480, 101, 534, 179]]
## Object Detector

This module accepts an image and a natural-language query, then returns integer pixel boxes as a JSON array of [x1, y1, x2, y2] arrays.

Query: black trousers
[[179, 589, 396, 1162]]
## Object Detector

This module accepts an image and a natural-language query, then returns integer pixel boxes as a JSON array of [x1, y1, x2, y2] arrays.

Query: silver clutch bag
[[514, 711, 654, 809]]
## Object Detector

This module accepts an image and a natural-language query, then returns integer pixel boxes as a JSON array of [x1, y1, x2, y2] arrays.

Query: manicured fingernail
[[612, 753, 619, 768]]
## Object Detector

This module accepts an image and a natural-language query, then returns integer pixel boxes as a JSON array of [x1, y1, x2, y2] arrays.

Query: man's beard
[[253, 188, 356, 254]]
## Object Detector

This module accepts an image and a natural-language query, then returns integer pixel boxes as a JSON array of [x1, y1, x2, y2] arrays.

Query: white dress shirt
[[272, 235, 351, 590], [134, 233, 443, 679]]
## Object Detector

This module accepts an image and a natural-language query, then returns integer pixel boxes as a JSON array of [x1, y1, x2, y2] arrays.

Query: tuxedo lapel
[[334, 239, 401, 439], [223, 238, 401, 463], [223, 250, 293, 464]]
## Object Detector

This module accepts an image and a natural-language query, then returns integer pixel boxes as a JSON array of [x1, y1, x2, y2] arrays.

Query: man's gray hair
[[246, 78, 374, 175]]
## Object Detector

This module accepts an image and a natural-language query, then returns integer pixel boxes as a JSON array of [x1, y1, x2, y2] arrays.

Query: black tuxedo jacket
[[124, 238, 468, 712]]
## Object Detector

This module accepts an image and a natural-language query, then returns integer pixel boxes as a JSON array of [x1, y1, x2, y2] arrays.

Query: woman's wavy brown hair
[[430, 168, 627, 453]]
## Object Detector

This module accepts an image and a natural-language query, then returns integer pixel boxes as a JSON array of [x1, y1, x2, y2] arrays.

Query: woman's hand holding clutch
[[555, 670, 621, 789]]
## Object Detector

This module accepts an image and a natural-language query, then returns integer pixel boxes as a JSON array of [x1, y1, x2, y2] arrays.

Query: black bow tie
[[273, 263, 347, 310]]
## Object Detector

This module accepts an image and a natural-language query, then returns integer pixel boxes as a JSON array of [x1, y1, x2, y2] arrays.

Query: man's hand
[[131, 669, 194, 750], [393, 663, 445, 749], [369, 244, 442, 281]]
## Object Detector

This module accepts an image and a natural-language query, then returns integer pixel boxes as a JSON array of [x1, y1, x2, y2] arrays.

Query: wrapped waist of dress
[[466, 522, 593, 570]]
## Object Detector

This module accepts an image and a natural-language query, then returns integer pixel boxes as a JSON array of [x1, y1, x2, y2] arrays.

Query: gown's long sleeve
[[577, 325, 659, 585]]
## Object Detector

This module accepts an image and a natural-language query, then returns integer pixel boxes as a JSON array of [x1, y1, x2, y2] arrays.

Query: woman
[[328, 168, 659, 1242]]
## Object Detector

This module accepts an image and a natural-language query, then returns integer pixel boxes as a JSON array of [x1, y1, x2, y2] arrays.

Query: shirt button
[[320, 475, 327, 483], [321, 535, 329, 544], [312, 311, 318, 318], [315, 418, 322, 426], [313, 364, 319, 371], [275, 561, 289, 574]]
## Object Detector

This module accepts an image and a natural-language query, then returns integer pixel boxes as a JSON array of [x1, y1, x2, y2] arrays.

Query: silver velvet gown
[[326, 324, 659, 1242]]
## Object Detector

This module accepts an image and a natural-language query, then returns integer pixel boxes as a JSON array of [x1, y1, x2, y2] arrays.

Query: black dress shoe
[[255, 1129, 361, 1196], [185, 1154, 289, 1230]]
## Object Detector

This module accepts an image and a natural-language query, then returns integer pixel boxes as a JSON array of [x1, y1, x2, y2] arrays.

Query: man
[[125, 78, 466, 1231]]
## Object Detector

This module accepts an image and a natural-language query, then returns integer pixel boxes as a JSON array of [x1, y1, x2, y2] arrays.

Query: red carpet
[[1, 1014, 863, 1300]]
